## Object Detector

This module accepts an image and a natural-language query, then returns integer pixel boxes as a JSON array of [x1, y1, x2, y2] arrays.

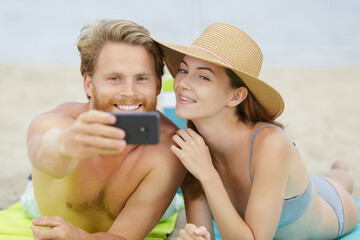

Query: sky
[[0, 0, 359, 67]]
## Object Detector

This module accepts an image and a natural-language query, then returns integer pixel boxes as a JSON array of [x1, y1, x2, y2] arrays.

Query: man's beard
[[92, 87, 157, 112]]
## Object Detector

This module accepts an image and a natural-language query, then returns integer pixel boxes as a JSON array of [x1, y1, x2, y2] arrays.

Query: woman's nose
[[175, 74, 191, 90]]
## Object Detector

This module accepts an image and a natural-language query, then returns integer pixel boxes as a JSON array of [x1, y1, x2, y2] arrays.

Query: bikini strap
[[249, 125, 281, 183]]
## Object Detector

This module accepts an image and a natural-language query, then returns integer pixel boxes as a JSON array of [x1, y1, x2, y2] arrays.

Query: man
[[26, 19, 186, 239]]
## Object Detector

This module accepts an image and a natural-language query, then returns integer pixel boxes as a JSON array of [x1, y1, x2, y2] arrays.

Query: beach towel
[[0, 201, 180, 240], [212, 198, 360, 240]]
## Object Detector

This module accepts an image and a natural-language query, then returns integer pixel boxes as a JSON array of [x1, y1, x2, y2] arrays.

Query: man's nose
[[122, 82, 135, 96]]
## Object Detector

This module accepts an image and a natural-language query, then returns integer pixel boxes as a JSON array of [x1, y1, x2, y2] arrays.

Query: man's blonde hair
[[77, 19, 164, 78]]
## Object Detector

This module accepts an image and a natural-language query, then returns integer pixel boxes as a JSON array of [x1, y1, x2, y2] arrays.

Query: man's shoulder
[[139, 112, 179, 164], [34, 102, 87, 120], [48, 102, 89, 119], [158, 111, 179, 139], [29, 102, 88, 129]]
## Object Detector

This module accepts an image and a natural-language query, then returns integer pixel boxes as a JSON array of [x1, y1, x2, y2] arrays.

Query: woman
[[153, 23, 358, 239]]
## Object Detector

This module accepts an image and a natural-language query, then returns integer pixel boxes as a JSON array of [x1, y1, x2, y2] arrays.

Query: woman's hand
[[171, 128, 215, 181], [177, 223, 211, 240]]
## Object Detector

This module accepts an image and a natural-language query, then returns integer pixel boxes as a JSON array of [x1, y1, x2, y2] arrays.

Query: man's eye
[[110, 77, 119, 81], [138, 77, 146, 81], [178, 68, 188, 74]]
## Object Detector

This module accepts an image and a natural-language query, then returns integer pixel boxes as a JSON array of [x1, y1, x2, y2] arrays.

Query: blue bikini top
[[248, 125, 313, 228]]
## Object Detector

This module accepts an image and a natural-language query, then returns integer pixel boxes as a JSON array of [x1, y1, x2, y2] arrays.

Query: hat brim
[[154, 38, 284, 119]]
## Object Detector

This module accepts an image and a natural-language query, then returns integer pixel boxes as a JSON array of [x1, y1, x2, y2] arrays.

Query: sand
[[0, 64, 359, 238], [0, 64, 86, 209]]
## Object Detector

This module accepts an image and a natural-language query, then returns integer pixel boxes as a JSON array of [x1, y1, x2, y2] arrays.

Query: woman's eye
[[200, 75, 209, 81], [178, 68, 188, 74]]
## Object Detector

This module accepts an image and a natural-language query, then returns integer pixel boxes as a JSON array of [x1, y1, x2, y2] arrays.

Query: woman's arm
[[241, 128, 292, 239], [176, 185, 214, 240], [200, 171, 255, 239], [183, 190, 215, 239], [172, 128, 252, 239], [171, 128, 291, 240]]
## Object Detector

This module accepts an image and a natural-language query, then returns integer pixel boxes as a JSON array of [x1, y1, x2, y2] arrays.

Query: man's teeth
[[180, 96, 196, 103], [116, 105, 140, 111]]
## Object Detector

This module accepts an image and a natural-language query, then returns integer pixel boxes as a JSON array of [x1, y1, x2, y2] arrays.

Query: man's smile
[[115, 104, 142, 111]]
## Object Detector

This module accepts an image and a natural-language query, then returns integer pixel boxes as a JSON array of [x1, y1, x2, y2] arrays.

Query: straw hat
[[153, 23, 284, 119]]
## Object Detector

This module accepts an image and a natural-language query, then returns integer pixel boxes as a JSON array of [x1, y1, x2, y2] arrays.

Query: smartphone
[[111, 112, 160, 145]]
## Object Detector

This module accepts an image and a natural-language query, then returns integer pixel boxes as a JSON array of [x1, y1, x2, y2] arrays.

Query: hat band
[[191, 45, 234, 68]]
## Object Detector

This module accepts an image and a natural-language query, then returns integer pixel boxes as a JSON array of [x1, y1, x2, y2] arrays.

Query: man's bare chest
[[63, 155, 146, 220]]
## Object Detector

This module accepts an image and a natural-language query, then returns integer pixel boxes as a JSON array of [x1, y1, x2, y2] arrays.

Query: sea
[[0, 0, 359, 67]]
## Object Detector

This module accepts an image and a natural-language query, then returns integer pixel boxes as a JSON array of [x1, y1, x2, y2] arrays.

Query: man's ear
[[156, 77, 162, 96], [228, 87, 248, 107], [84, 73, 93, 98]]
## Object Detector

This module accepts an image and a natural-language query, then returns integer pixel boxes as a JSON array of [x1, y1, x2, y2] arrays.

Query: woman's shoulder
[[250, 124, 294, 182], [251, 123, 286, 139], [251, 123, 292, 157]]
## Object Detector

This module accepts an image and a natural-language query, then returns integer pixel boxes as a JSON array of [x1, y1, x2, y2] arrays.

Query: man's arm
[[108, 145, 187, 239], [31, 217, 126, 240], [27, 106, 126, 178]]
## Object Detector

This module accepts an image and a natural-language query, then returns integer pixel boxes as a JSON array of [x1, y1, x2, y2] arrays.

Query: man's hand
[[58, 110, 127, 160], [31, 216, 127, 240], [177, 224, 211, 240], [29, 109, 128, 178], [31, 216, 89, 240]]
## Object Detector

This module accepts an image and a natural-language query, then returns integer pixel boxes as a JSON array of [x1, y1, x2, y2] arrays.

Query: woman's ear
[[84, 73, 93, 98], [228, 87, 248, 107]]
